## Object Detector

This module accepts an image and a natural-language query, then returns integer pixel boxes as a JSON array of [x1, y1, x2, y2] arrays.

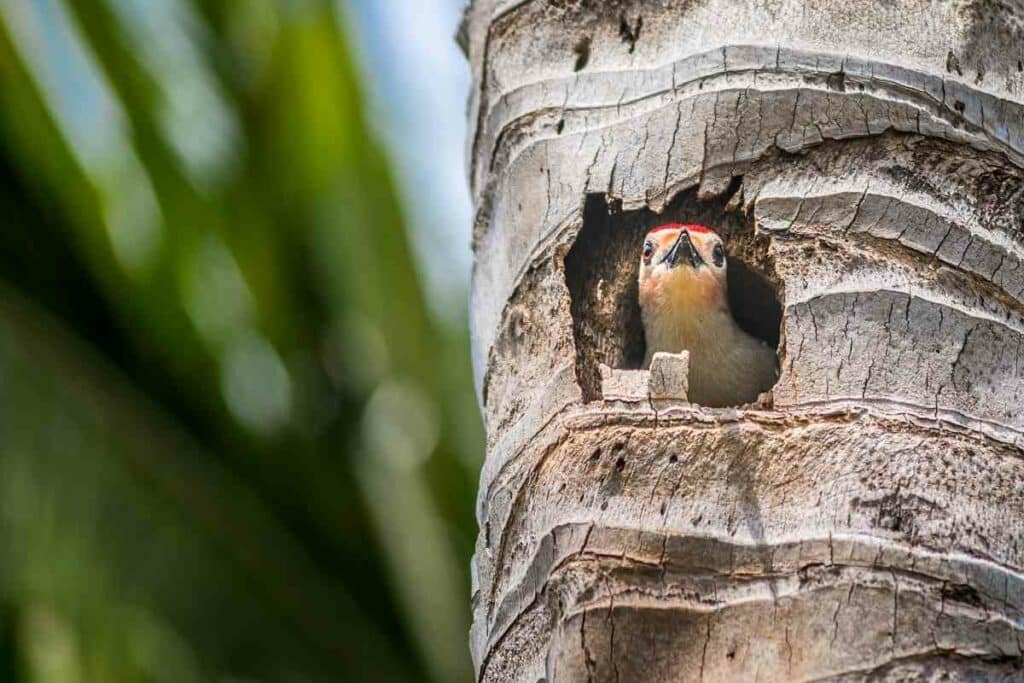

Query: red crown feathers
[[648, 223, 715, 235]]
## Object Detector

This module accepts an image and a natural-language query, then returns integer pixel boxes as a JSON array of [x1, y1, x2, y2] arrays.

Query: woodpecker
[[638, 223, 778, 407]]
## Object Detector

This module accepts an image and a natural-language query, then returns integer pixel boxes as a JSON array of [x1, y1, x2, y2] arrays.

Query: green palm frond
[[0, 1, 480, 680]]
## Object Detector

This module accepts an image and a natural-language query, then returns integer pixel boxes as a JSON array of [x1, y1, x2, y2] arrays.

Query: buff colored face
[[638, 224, 728, 311]]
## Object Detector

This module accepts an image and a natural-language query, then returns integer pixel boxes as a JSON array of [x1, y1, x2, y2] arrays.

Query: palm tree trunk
[[464, 1, 1024, 680]]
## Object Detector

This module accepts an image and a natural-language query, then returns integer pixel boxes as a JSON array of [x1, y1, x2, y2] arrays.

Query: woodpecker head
[[638, 223, 728, 315], [638, 223, 778, 405]]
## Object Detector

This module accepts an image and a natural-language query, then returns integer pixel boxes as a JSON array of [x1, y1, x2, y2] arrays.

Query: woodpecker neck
[[641, 297, 738, 361], [634, 266, 733, 350], [638, 262, 777, 406]]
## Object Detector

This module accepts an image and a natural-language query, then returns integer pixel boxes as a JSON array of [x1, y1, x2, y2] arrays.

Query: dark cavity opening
[[564, 187, 782, 402]]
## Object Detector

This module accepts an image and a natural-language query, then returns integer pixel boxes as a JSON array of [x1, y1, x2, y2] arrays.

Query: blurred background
[[0, 0, 481, 681]]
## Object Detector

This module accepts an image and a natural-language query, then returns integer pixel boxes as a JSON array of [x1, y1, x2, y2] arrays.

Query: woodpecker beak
[[662, 229, 703, 269]]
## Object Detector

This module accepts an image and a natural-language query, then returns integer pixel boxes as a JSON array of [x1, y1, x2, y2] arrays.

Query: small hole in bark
[[826, 71, 846, 92], [669, 454, 678, 464], [556, 119, 565, 134], [660, 502, 667, 515], [954, 100, 966, 114], [573, 36, 591, 71], [615, 456, 626, 471], [564, 187, 782, 404], [618, 14, 642, 53], [941, 583, 983, 608], [600, 500, 608, 511], [946, 50, 963, 76]]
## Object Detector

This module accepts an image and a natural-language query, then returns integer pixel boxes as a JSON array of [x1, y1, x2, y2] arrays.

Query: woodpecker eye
[[712, 243, 725, 267], [642, 241, 654, 263]]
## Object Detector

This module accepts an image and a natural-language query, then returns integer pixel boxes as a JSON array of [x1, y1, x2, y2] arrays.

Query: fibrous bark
[[464, 1, 1024, 680]]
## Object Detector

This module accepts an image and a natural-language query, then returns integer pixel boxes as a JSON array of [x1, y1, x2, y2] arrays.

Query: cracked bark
[[464, 0, 1024, 680]]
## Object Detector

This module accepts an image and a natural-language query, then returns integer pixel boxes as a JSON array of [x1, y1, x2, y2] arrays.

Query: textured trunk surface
[[464, 1, 1024, 680]]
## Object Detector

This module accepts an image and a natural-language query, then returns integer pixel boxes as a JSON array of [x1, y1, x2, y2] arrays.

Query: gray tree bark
[[463, 1, 1024, 680]]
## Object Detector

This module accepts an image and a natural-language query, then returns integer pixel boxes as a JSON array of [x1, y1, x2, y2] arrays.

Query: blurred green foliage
[[0, 1, 481, 681]]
